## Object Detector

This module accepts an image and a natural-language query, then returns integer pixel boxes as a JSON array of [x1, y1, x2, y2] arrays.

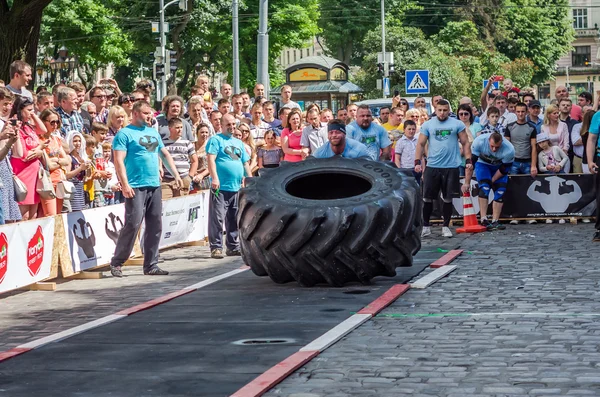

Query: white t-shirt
[[6, 84, 33, 102]]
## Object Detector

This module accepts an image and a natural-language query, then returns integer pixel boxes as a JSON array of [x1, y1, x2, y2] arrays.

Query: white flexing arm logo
[[527, 176, 582, 213]]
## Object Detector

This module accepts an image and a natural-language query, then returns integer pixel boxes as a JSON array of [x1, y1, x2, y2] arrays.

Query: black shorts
[[423, 167, 460, 201]]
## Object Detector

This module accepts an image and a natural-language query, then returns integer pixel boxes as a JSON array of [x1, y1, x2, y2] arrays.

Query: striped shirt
[[162, 138, 195, 179]]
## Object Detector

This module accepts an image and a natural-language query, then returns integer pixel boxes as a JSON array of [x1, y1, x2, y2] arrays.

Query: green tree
[[495, 0, 573, 83], [40, 0, 134, 88]]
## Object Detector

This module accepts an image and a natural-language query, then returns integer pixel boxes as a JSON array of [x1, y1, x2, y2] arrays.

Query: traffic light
[[166, 50, 178, 76], [178, 0, 188, 11], [153, 63, 165, 80], [377, 63, 384, 74]]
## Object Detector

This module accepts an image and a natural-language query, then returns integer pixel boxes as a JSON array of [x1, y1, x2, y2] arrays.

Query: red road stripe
[[0, 348, 31, 363], [430, 249, 463, 268], [230, 350, 319, 397], [116, 289, 196, 316], [357, 284, 410, 315]]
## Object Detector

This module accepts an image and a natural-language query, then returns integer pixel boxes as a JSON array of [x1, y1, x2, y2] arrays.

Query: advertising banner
[[431, 174, 597, 219], [0, 217, 55, 294], [157, 192, 209, 249], [63, 204, 128, 272]]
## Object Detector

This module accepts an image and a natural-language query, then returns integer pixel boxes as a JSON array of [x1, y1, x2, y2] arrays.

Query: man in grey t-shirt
[[504, 102, 537, 177], [6, 60, 33, 102]]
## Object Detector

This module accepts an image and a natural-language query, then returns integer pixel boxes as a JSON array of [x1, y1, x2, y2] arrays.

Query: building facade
[[543, 0, 600, 103], [278, 37, 326, 69]]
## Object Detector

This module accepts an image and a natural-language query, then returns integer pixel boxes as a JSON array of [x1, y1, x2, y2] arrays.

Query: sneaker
[[481, 218, 492, 228], [110, 266, 123, 278], [226, 248, 242, 256], [593, 230, 600, 242], [583, 218, 591, 224], [144, 266, 169, 275], [558, 219, 566, 224], [510, 220, 519, 225], [442, 226, 453, 238], [421, 226, 431, 238], [527, 219, 537, 225], [546, 219, 553, 224], [211, 248, 224, 259], [487, 221, 506, 231]]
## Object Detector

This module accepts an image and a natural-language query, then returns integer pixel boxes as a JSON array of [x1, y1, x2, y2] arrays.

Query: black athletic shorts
[[422, 167, 460, 201]]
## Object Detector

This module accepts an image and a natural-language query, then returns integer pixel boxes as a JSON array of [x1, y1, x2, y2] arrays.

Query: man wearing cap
[[526, 100, 543, 133], [312, 119, 370, 159], [586, 111, 600, 241]]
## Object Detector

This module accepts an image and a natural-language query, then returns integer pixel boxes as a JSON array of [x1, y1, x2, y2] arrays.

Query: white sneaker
[[510, 220, 519, 225], [527, 220, 537, 225], [583, 218, 591, 223], [442, 227, 453, 238], [558, 219, 566, 224], [546, 219, 553, 224], [421, 226, 431, 238]]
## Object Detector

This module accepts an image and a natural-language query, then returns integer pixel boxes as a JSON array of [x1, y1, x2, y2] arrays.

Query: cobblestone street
[[265, 224, 600, 397]]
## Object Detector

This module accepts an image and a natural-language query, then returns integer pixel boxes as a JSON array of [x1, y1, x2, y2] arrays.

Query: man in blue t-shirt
[[415, 99, 472, 238], [206, 113, 252, 259], [110, 100, 183, 277], [586, 111, 600, 241], [346, 105, 392, 161], [312, 119, 370, 159], [471, 132, 515, 231]]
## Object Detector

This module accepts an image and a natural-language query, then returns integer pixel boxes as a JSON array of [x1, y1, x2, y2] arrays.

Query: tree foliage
[[40, 0, 133, 87]]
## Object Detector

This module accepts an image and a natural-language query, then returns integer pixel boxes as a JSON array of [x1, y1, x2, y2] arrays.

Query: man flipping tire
[[415, 99, 472, 238], [469, 132, 515, 231]]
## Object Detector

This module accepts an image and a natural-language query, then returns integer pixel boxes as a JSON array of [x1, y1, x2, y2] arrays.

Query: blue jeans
[[510, 161, 531, 175]]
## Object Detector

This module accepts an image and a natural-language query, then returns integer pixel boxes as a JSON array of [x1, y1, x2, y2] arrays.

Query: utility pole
[[381, 0, 388, 98], [232, 0, 240, 94], [159, 0, 167, 99], [257, 0, 269, 98]]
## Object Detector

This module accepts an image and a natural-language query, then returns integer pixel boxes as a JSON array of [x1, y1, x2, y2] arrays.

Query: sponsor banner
[[433, 174, 596, 219], [0, 217, 55, 294], [138, 192, 209, 252], [63, 204, 127, 272], [157, 192, 209, 249]]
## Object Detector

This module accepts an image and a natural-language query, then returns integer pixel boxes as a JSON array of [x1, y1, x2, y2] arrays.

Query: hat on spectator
[[537, 132, 550, 143], [529, 100, 541, 108]]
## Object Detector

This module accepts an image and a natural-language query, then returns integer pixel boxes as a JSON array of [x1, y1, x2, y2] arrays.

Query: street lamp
[[210, 62, 216, 88], [203, 53, 209, 63]]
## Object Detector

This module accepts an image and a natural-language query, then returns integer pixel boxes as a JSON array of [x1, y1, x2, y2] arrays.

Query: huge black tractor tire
[[237, 157, 422, 287]]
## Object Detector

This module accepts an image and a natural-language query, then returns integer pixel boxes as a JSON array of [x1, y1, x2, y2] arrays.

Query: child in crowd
[[94, 142, 120, 206], [394, 120, 421, 184], [257, 130, 283, 168], [161, 118, 197, 199], [537, 132, 569, 224], [479, 106, 503, 135], [537, 133, 568, 175], [66, 131, 91, 211], [84, 135, 98, 208]]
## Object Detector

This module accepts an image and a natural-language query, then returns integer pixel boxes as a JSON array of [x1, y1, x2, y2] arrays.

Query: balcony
[[575, 27, 599, 38], [555, 65, 600, 76]]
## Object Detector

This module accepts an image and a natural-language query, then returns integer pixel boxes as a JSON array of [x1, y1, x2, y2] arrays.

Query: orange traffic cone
[[457, 192, 487, 234]]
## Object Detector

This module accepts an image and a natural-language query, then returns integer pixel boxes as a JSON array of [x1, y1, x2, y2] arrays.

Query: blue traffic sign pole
[[405, 70, 430, 95]]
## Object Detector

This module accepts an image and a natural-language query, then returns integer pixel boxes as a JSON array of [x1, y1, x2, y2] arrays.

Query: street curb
[[230, 351, 320, 397], [0, 266, 250, 363], [430, 249, 463, 268]]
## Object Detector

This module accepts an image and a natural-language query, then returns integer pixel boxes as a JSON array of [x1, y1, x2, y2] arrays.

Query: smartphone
[[494, 75, 504, 82], [394, 90, 399, 97], [9, 119, 17, 126]]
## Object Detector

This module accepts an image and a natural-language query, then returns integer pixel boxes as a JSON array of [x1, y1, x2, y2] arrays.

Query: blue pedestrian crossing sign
[[383, 77, 390, 96], [483, 79, 500, 90], [405, 70, 429, 95]]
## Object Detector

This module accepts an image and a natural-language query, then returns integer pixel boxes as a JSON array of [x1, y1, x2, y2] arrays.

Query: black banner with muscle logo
[[430, 174, 597, 219]]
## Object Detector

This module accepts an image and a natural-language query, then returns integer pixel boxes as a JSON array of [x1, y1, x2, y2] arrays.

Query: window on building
[[537, 84, 550, 104], [287, 51, 290, 66], [572, 46, 591, 67], [573, 9, 588, 29], [294, 51, 297, 62]]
